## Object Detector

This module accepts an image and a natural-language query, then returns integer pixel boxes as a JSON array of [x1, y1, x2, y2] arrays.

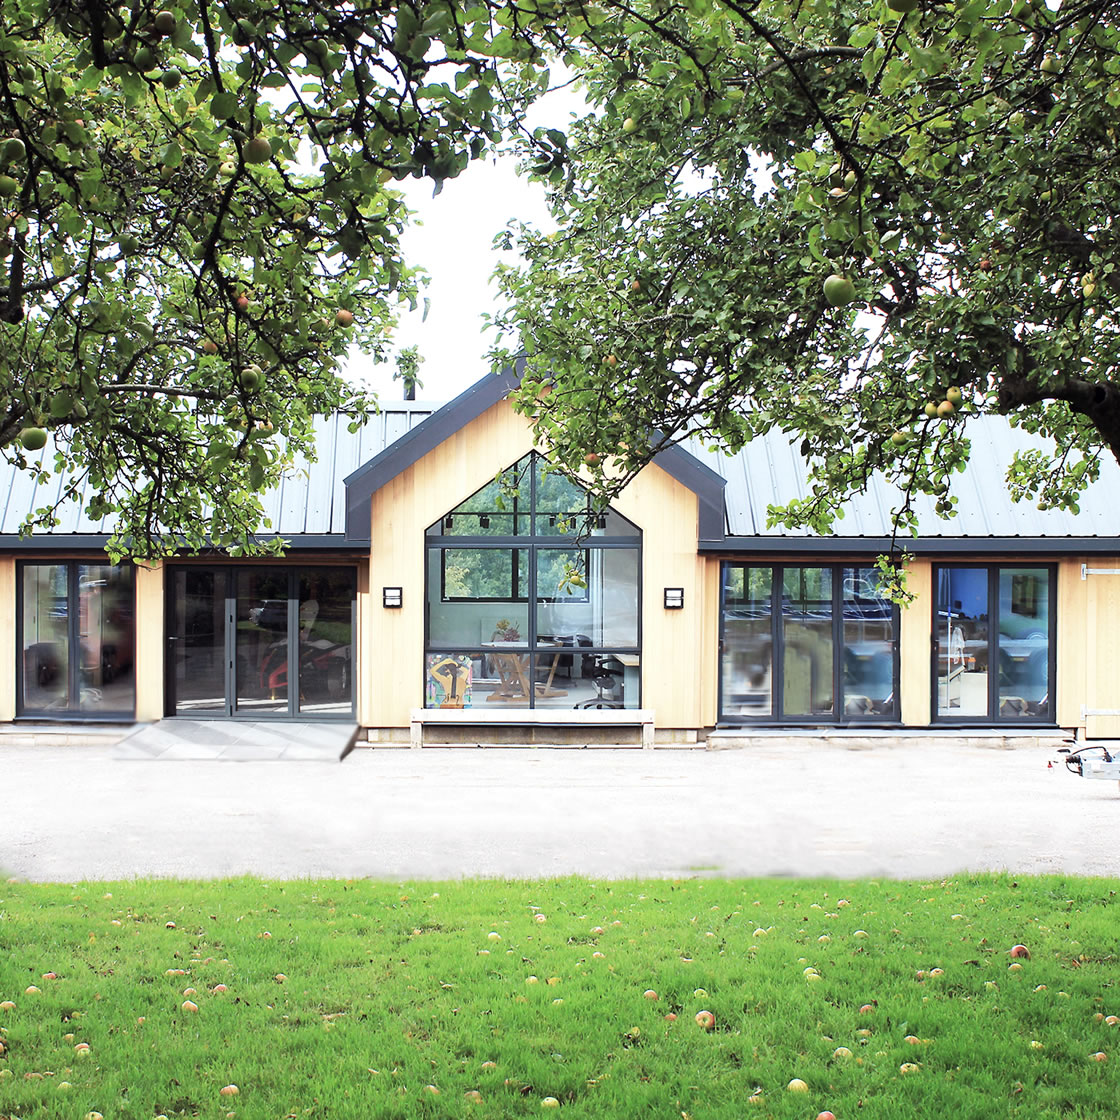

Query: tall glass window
[[935, 565, 1053, 722], [20, 561, 135, 717], [720, 563, 898, 723], [424, 454, 641, 709]]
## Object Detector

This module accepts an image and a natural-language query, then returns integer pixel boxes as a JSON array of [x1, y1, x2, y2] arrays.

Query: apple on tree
[[822, 274, 856, 307]]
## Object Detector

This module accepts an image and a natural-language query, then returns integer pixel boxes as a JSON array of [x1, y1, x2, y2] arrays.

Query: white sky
[[350, 156, 555, 403], [346, 83, 584, 405]]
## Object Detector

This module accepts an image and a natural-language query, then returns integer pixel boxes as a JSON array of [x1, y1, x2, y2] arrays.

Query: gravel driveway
[[2, 741, 1117, 882]]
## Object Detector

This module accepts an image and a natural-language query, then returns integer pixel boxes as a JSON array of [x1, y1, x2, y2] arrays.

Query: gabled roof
[[343, 363, 729, 545]]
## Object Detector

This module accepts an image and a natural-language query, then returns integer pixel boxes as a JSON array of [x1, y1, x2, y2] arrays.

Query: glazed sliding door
[[19, 562, 136, 717], [168, 567, 229, 715], [166, 566, 355, 718]]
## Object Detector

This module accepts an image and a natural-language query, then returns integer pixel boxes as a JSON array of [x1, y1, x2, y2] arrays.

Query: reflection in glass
[[841, 567, 895, 717], [997, 568, 1049, 719], [783, 567, 834, 717], [297, 570, 354, 715], [78, 564, 135, 713], [235, 569, 289, 714], [21, 563, 136, 715], [721, 566, 773, 717], [427, 548, 529, 650], [171, 568, 228, 714], [21, 564, 69, 712], [533, 457, 639, 537], [936, 567, 990, 717], [536, 548, 638, 650]]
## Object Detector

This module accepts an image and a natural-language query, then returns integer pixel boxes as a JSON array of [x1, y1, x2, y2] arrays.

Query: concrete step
[[705, 727, 1077, 751], [0, 722, 136, 747]]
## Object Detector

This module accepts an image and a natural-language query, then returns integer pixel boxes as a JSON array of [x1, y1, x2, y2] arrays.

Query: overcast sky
[[346, 86, 582, 405]]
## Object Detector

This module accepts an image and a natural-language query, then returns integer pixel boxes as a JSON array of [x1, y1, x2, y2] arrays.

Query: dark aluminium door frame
[[15, 559, 136, 721], [929, 562, 1057, 727], [164, 564, 357, 720], [716, 560, 902, 727]]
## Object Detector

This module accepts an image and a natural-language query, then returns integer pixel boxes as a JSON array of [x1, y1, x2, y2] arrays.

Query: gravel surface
[[2, 742, 1117, 882]]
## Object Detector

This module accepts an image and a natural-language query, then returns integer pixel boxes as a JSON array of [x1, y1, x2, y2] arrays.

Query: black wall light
[[383, 586, 403, 609], [663, 587, 684, 610]]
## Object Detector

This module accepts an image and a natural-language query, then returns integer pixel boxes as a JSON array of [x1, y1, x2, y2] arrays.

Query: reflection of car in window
[[249, 600, 287, 630]]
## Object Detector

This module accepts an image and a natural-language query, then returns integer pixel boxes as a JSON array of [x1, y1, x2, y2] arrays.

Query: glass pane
[[534, 458, 589, 536], [297, 569, 354, 715], [936, 567, 989, 717], [576, 548, 639, 648], [426, 650, 537, 708], [998, 568, 1050, 719], [534, 458, 639, 537], [77, 565, 135, 714], [782, 567, 833, 717], [841, 567, 895, 718], [536, 547, 589, 643], [236, 569, 289, 714], [21, 564, 69, 712], [427, 548, 529, 649], [536, 652, 639, 709], [171, 567, 228, 714], [721, 566, 773, 718], [426, 455, 532, 537]]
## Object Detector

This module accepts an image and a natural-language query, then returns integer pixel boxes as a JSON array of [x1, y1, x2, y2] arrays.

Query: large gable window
[[424, 454, 641, 710]]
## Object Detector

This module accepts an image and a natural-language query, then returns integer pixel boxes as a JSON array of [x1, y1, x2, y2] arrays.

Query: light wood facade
[[0, 381, 1115, 739]]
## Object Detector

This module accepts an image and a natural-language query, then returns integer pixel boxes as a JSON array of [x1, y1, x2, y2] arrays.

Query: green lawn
[[0, 876, 1117, 1119]]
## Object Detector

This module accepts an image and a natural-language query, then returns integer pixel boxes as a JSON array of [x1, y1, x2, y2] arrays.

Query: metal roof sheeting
[[2, 397, 1118, 547], [0, 403, 434, 543], [683, 414, 1120, 541]]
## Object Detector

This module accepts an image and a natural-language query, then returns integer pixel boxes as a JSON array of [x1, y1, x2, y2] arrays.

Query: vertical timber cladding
[[134, 561, 164, 723], [898, 558, 933, 727], [1078, 556, 1120, 738], [365, 395, 712, 730]]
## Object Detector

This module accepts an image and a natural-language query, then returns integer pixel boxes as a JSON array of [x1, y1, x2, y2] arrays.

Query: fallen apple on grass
[[695, 1010, 715, 1030]]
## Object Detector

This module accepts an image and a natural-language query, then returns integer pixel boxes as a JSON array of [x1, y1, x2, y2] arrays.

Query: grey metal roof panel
[[685, 415, 1120, 541], [0, 403, 435, 546]]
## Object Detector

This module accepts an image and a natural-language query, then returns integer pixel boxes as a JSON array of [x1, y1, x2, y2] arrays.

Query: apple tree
[[0, 0, 575, 557], [492, 0, 1120, 539]]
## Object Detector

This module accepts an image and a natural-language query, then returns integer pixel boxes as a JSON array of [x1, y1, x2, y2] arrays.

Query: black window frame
[[718, 561, 901, 726], [164, 563, 358, 721], [16, 559, 137, 721], [930, 562, 1057, 726], [424, 454, 642, 709], [438, 545, 593, 605]]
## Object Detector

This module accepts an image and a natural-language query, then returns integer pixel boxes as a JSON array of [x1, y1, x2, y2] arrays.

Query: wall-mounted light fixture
[[663, 587, 684, 610], [383, 586, 403, 609], [443, 515, 454, 531], [478, 514, 490, 529]]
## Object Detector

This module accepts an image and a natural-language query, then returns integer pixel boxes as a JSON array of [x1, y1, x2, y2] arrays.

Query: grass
[[0, 875, 1118, 1119]]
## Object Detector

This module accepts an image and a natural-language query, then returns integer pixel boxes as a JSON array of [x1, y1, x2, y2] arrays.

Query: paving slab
[[1, 740, 1118, 882], [115, 719, 357, 762]]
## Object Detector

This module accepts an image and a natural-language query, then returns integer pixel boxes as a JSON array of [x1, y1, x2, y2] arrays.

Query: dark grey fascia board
[[0, 534, 365, 553], [650, 444, 727, 545], [700, 535, 1120, 556], [344, 362, 523, 541]]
